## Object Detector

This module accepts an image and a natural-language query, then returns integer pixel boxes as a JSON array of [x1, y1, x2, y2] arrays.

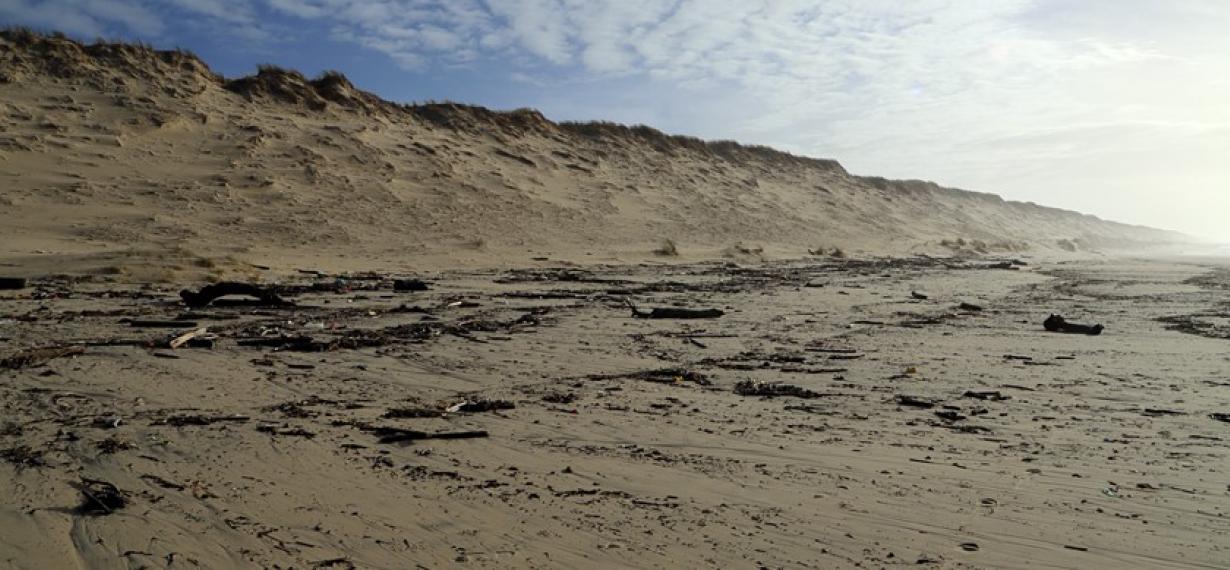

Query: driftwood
[[806, 347, 859, 354], [154, 414, 250, 427], [0, 277, 27, 290], [627, 301, 723, 319], [826, 353, 864, 360], [734, 380, 822, 399], [393, 278, 430, 292], [895, 395, 939, 409], [370, 427, 489, 444], [584, 367, 712, 386], [179, 282, 290, 308], [959, 302, 984, 312], [963, 390, 1010, 401], [236, 335, 324, 351], [383, 408, 445, 419], [128, 319, 196, 328], [446, 399, 515, 413], [1043, 314, 1103, 336], [1, 345, 84, 369], [165, 328, 208, 349], [74, 479, 126, 515], [256, 424, 316, 438]]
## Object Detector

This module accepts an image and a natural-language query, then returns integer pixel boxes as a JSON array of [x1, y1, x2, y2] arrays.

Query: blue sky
[[3, 0, 1228, 241]]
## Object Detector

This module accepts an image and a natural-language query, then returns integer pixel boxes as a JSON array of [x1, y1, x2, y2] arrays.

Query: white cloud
[[165, 0, 255, 25], [0, 0, 163, 37], [2, 0, 1227, 239], [0, 0, 276, 41], [264, 0, 333, 18], [1, 0, 104, 36], [84, 0, 164, 35], [265, 0, 499, 69]]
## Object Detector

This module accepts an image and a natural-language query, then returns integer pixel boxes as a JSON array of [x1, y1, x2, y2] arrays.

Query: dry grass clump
[[941, 237, 1031, 254], [653, 239, 679, 257], [940, 237, 987, 253], [808, 246, 846, 258], [725, 242, 764, 259]]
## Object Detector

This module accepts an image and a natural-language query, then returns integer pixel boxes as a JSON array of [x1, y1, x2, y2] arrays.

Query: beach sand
[[2, 255, 1228, 569]]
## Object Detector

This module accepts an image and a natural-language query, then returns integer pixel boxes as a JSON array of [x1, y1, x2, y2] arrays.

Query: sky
[[3, 0, 1228, 241]]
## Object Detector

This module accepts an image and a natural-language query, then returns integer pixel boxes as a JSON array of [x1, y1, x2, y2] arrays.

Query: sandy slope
[[0, 30, 1182, 280]]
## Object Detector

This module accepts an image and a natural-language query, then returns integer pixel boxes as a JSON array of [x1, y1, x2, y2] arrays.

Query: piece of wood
[[963, 390, 1010, 401], [179, 282, 290, 308], [372, 427, 489, 444], [166, 328, 208, 349], [1, 345, 85, 369], [805, 347, 860, 354], [393, 278, 430, 292], [0, 277, 27, 290], [628, 302, 724, 319], [157, 414, 250, 427], [895, 395, 938, 408], [1043, 314, 1103, 335], [827, 353, 865, 360], [129, 319, 198, 328], [734, 380, 823, 398]]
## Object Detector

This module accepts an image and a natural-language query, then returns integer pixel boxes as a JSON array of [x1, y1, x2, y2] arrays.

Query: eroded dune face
[[0, 29, 1182, 276]]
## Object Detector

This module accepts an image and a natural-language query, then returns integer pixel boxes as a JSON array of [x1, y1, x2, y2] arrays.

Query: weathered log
[[236, 335, 328, 351], [179, 282, 290, 308], [806, 347, 859, 354], [166, 328, 208, 349], [371, 427, 489, 444], [446, 399, 515, 413], [734, 380, 822, 399], [128, 319, 198, 328], [1043, 314, 1103, 336], [393, 278, 430, 292], [895, 395, 939, 408], [628, 302, 724, 319], [74, 478, 126, 515], [1, 345, 85, 369], [155, 414, 250, 427], [963, 390, 1010, 401]]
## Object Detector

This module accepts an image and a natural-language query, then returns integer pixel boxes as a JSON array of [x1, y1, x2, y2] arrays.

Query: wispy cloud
[[2, 0, 1228, 239], [0, 0, 164, 37]]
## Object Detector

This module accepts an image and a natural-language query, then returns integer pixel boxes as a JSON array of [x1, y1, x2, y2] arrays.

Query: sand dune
[[0, 29, 1182, 279]]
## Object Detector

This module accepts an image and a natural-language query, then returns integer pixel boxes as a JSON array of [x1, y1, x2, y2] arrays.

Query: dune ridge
[[0, 29, 1182, 276]]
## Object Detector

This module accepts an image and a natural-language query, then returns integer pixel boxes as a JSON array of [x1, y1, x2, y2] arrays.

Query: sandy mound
[[0, 29, 1184, 278]]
